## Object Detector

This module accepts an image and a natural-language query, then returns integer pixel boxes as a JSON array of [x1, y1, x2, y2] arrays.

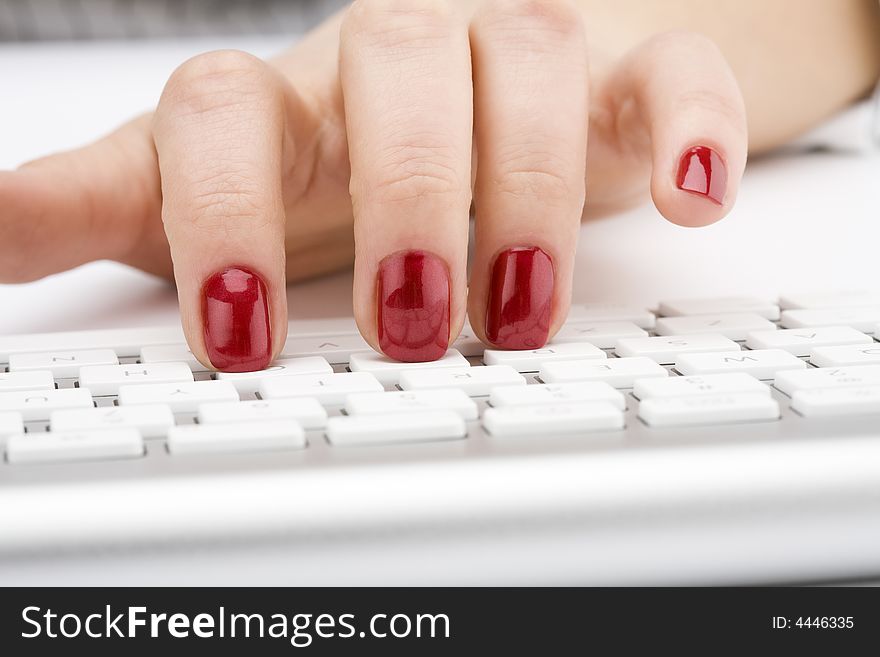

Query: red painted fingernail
[[202, 266, 271, 372], [676, 146, 727, 205], [378, 250, 450, 362], [485, 247, 554, 350]]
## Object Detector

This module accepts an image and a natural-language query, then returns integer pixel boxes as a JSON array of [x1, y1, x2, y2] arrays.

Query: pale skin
[[0, 0, 878, 368]]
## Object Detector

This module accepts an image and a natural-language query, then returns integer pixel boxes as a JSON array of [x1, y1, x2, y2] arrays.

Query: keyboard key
[[634, 373, 769, 401], [281, 334, 371, 364], [551, 321, 648, 348], [483, 402, 624, 437], [675, 349, 806, 380], [540, 357, 667, 388], [0, 412, 24, 440], [348, 349, 470, 385], [658, 296, 780, 320], [483, 342, 605, 372], [399, 366, 525, 396], [779, 308, 880, 333], [345, 389, 478, 420], [51, 404, 174, 439], [489, 382, 626, 410], [810, 344, 880, 368], [779, 290, 880, 310], [167, 421, 306, 455], [5, 428, 144, 465], [216, 357, 333, 394], [0, 370, 55, 393], [198, 398, 328, 429], [638, 393, 780, 428], [774, 365, 880, 396], [80, 362, 194, 396], [140, 344, 209, 372], [0, 388, 94, 421], [0, 326, 185, 361], [615, 334, 740, 364], [745, 326, 872, 356], [654, 313, 776, 341], [567, 304, 656, 329], [326, 411, 466, 446], [791, 386, 880, 417], [287, 317, 361, 336], [118, 380, 239, 412], [260, 372, 383, 405], [9, 348, 118, 378]]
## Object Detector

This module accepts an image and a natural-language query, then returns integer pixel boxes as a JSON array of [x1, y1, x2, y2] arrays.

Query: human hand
[[0, 0, 748, 370]]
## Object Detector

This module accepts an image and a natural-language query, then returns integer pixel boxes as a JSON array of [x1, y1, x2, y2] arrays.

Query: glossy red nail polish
[[485, 247, 554, 350], [676, 146, 727, 205], [377, 250, 450, 363], [202, 267, 271, 372]]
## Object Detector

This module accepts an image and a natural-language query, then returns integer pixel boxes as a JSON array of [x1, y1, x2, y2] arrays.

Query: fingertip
[[193, 266, 277, 373], [614, 30, 748, 230], [676, 146, 727, 205], [374, 250, 452, 363], [652, 144, 738, 228], [479, 246, 555, 350]]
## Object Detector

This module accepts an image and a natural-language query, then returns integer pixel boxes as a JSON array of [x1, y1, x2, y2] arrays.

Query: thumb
[[0, 114, 166, 282]]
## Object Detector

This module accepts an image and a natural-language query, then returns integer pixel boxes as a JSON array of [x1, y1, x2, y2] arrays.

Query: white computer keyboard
[[2, 291, 880, 465], [5, 291, 880, 585]]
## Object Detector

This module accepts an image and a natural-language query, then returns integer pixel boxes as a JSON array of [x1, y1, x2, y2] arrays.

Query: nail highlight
[[377, 250, 450, 363], [676, 146, 727, 205], [485, 247, 554, 350], [202, 266, 271, 372]]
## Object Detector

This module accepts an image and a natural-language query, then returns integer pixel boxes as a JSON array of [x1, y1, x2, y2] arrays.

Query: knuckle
[[347, 0, 453, 23], [178, 170, 272, 232], [354, 140, 465, 207], [639, 31, 745, 133], [477, 0, 583, 43], [678, 87, 746, 130], [343, 0, 456, 48], [160, 50, 272, 118], [491, 150, 581, 205]]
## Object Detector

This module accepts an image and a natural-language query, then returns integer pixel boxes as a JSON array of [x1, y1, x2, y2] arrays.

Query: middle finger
[[468, 0, 588, 350], [340, 0, 474, 362]]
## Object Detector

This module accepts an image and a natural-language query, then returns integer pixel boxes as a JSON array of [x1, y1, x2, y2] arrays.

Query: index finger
[[152, 50, 311, 372]]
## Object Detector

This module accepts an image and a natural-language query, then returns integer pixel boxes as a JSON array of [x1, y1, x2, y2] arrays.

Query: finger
[[340, 0, 473, 362], [0, 115, 165, 283], [608, 31, 748, 227], [468, 0, 588, 349], [153, 50, 319, 372]]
